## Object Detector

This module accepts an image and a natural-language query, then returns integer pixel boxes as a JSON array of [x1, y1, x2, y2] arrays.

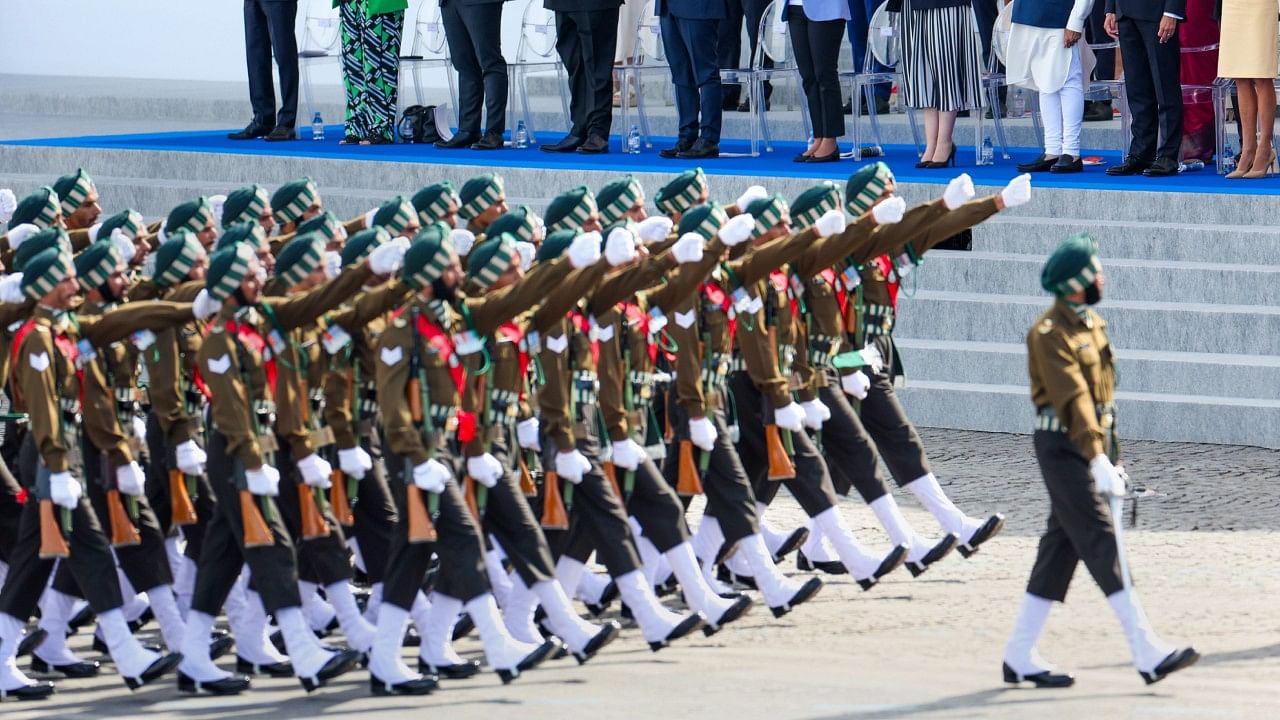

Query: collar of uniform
[[34, 304, 71, 332], [1052, 297, 1094, 330]]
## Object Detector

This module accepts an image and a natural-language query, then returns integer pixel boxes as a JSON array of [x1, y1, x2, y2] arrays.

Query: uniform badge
[[674, 310, 696, 328], [1038, 318, 1054, 335], [380, 346, 404, 366], [596, 322, 615, 342], [545, 334, 568, 355], [28, 352, 50, 372], [206, 353, 231, 375]]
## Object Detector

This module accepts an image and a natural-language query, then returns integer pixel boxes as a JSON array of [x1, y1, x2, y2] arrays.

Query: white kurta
[[1004, 0, 1095, 94]]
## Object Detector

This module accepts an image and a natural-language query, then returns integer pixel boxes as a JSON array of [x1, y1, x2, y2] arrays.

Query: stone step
[[893, 290, 1280, 357], [895, 380, 1280, 450], [894, 338, 1280, 402]]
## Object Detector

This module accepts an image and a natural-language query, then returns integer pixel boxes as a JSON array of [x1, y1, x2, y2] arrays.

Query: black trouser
[[482, 430, 556, 588], [662, 394, 760, 545], [1026, 431, 1124, 601], [718, 0, 773, 105], [1117, 15, 1182, 161], [274, 439, 352, 586], [0, 435, 124, 620], [442, 0, 508, 136], [189, 430, 302, 616], [82, 443, 171, 594], [243, 0, 300, 129], [0, 424, 24, 562], [143, 412, 216, 562], [622, 455, 691, 554], [816, 379, 892, 503], [346, 431, 397, 585], [858, 334, 931, 485], [661, 13, 722, 142], [1085, 1, 1115, 81], [555, 8, 620, 139], [788, 7, 845, 138]]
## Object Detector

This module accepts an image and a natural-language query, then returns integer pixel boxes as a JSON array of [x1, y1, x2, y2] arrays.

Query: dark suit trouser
[[273, 438, 352, 586], [82, 441, 171, 594], [662, 396, 760, 545], [243, 0, 300, 129], [347, 431, 397, 584], [1117, 16, 1182, 161], [858, 334, 932, 485], [816, 381, 892, 503], [442, 1, 509, 136], [719, 0, 774, 105], [789, 8, 845, 138], [1026, 431, 1124, 601], [1086, 1, 1115, 81], [847, 0, 889, 100], [661, 14, 723, 142], [555, 9, 620, 139]]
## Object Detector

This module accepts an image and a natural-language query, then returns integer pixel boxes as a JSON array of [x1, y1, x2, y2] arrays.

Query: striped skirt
[[900, 3, 986, 112]]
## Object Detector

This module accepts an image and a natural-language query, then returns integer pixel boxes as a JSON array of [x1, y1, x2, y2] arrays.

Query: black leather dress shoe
[[906, 533, 959, 577], [1142, 156, 1180, 177], [1141, 647, 1200, 685], [857, 544, 909, 591], [659, 138, 695, 159], [1049, 155, 1084, 173], [1016, 154, 1058, 173], [129, 608, 155, 633], [228, 121, 274, 140], [177, 672, 251, 695], [209, 634, 234, 660], [0, 681, 55, 701], [16, 629, 47, 658], [298, 648, 361, 693], [701, 595, 753, 638], [716, 565, 759, 589], [540, 135, 584, 153], [773, 527, 809, 561], [805, 150, 840, 163], [401, 626, 421, 647], [264, 126, 297, 142], [67, 606, 95, 633], [583, 581, 618, 617], [573, 620, 622, 664], [958, 514, 1006, 558], [30, 656, 100, 678], [235, 656, 294, 677], [1002, 661, 1075, 688], [93, 637, 163, 656], [418, 658, 480, 679], [451, 613, 475, 640], [1106, 157, 1151, 176], [435, 133, 479, 149], [796, 550, 846, 576], [471, 131, 505, 150], [370, 673, 436, 695], [769, 576, 824, 618], [678, 138, 720, 159], [123, 652, 182, 690], [648, 614, 704, 652], [576, 134, 609, 154]]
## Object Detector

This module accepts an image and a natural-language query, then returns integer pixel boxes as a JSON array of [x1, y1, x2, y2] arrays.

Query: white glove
[[296, 453, 333, 489], [670, 232, 704, 264], [246, 464, 281, 497], [554, 450, 592, 484], [49, 471, 81, 509], [0, 188, 15, 224], [1001, 173, 1032, 208], [1089, 455, 1126, 498], [772, 402, 805, 433], [610, 438, 646, 471], [718, 213, 755, 247], [517, 417, 541, 450], [688, 416, 718, 452], [116, 462, 146, 497], [814, 208, 847, 237], [449, 228, 476, 257], [363, 208, 378, 230], [943, 173, 976, 210], [568, 230, 603, 269], [6, 224, 39, 252], [604, 226, 638, 267], [515, 240, 536, 272], [175, 440, 207, 476], [208, 194, 227, 228], [192, 288, 222, 320], [466, 453, 505, 489], [110, 228, 137, 265], [800, 399, 831, 430], [368, 235, 411, 275], [413, 458, 451, 493], [636, 216, 673, 243], [338, 446, 373, 480], [735, 185, 768, 210], [324, 250, 341, 280], [130, 416, 147, 445], [0, 274, 22, 304], [871, 196, 907, 225], [841, 370, 870, 400], [861, 342, 885, 374]]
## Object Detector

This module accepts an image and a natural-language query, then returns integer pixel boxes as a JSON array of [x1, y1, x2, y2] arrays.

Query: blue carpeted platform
[[5, 127, 1274, 195]]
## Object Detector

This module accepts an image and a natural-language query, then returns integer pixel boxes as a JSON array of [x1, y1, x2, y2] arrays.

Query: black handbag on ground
[[398, 105, 443, 144]]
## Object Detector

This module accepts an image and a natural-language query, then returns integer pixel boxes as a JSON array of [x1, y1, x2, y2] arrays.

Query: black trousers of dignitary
[[788, 6, 846, 139], [441, 0, 509, 137], [243, 0, 301, 130], [554, 6, 622, 141]]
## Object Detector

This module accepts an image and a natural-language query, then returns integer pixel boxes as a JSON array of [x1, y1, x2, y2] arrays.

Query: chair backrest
[[410, 0, 449, 59], [516, 0, 559, 63], [864, 2, 901, 72], [990, 1, 1013, 70], [754, 1, 796, 71], [634, 0, 666, 65], [300, 0, 341, 54]]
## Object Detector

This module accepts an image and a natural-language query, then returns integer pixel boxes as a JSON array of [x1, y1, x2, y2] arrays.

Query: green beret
[[655, 168, 708, 217], [791, 181, 843, 229], [14, 228, 72, 272], [295, 211, 342, 244], [536, 229, 580, 263], [153, 231, 208, 288], [1041, 233, 1102, 296], [8, 187, 60, 230], [275, 233, 327, 288], [271, 177, 319, 226], [215, 221, 266, 253], [485, 206, 538, 243], [466, 234, 519, 290], [597, 175, 645, 226], [206, 242, 257, 301], [222, 184, 271, 228], [677, 202, 728, 241], [458, 174, 504, 221], [342, 227, 389, 267], [73, 240, 123, 292], [21, 248, 75, 301], [845, 162, 895, 215], [745, 194, 789, 239], [544, 186, 598, 233], [371, 196, 415, 236], [93, 209, 145, 242], [166, 198, 216, 236], [411, 181, 459, 226], [402, 223, 454, 290], [52, 169, 94, 216]]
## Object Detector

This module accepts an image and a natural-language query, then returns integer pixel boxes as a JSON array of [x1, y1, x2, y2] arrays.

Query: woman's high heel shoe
[[923, 145, 956, 169], [1242, 148, 1277, 179], [1225, 148, 1256, 179]]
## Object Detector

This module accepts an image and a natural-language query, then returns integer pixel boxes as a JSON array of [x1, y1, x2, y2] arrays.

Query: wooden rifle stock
[[602, 461, 624, 500], [38, 499, 70, 559], [539, 470, 569, 530], [676, 440, 705, 496], [462, 475, 481, 523], [330, 469, 354, 526], [765, 424, 796, 480], [518, 455, 537, 497], [297, 482, 331, 540], [106, 489, 142, 548], [240, 490, 274, 548], [407, 378, 423, 424], [406, 485, 437, 543], [169, 469, 198, 526]]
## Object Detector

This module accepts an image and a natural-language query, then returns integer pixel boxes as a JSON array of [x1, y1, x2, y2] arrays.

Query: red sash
[[700, 281, 736, 341], [224, 318, 277, 398], [870, 254, 899, 308], [621, 302, 659, 366], [413, 310, 476, 443], [819, 267, 848, 318], [769, 270, 799, 321]]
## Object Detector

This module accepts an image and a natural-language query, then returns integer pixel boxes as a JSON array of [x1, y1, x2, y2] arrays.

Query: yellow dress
[[1217, 0, 1278, 78]]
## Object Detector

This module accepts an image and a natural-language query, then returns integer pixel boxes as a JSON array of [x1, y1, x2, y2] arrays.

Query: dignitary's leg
[[545, 11, 590, 151], [439, 0, 488, 146], [339, 0, 373, 141], [230, 0, 279, 139], [361, 5, 405, 143], [263, 0, 301, 136], [659, 13, 701, 156], [459, 0, 508, 148], [577, 6, 622, 151]]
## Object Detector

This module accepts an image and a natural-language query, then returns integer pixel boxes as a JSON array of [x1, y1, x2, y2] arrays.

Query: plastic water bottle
[[311, 112, 325, 141], [1178, 159, 1205, 173], [1222, 140, 1236, 174], [1012, 89, 1027, 118], [980, 135, 994, 166], [514, 120, 528, 149], [626, 125, 641, 155]]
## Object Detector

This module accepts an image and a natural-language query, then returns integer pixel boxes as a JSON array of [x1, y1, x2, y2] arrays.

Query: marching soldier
[[456, 173, 508, 237], [52, 169, 101, 232], [411, 181, 461, 230]]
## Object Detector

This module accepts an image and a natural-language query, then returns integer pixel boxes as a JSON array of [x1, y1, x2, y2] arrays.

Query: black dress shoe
[[418, 658, 481, 679], [470, 132, 505, 150], [805, 150, 840, 164], [123, 652, 182, 690], [1141, 647, 1200, 685], [1142, 157, 1180, 177], [1002, 661, 1075, 688], [773, 527, 809, 561], [494, 638, 558, 684], [177, 672, 251, 695], [228, 121, 274, 140], [648, 614, 704, 652], [450, 613, 475, 641], [769, 576, 823, 618], [1016, 154, 1059, 173], [16, 629, 47, 658], [1106, 157, 1151, 176], [0, 681, 55, 701], [370, 673, 436, 695], [235, 656, 294, 677], [659, 138, 695, 159], [1049, 155, 1084, 174], [573, 620, 622, 664], [958, 514, 1006, 558], [298, 648, 361, 693], [540, 135, 584, 153], [906, 533, 959, 577], [796, 550, 846, 576], [129, 608, 155, 633], [264, 126, 297, 142], [435, 133, 479, 149], [793, 152, 814, 163], [716, 565, 759, 589], [701, 594, 753, 637], [576, 134, 609, 154], [856, 544, 909, 591], [30, 656, 100, 678], [209, 634, 234, 660], [92, 636, 163, 656], [678, 138, 720, 159], [401, 626, 421, 647], [1083, 100, 1113, 122], [583, 581, 618, 617], [67, 606, 95, 633]]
